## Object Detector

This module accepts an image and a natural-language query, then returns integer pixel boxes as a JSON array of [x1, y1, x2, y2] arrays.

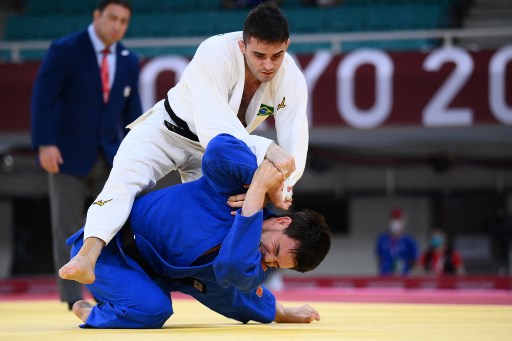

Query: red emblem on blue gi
[[256, 286, 263, 297], [261, 261, 267, 271]]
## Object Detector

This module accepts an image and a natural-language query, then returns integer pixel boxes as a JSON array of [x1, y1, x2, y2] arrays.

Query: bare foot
[[72, 300, 93, 323], [59, 255, 96, 284]]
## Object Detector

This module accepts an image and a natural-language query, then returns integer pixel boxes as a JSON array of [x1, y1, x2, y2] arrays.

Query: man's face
[[259, 217, 298, 269], [389, 218, 405, 236], [93, 4, 131, 46], [238, 37, 290, 83]]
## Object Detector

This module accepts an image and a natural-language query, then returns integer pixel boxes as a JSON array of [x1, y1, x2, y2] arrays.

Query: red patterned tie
[[101, 48, 110, 103]]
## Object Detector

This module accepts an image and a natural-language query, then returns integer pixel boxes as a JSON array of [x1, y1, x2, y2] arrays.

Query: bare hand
[[227, 193, 246, 215], [268, 185, 293, 211], [38, 145, 63, 173], [275, 303, 320, 323], [252, 159, 285, 193], [265, 143, 295, 177]]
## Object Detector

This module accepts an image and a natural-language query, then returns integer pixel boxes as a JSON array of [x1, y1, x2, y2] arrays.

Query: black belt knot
[[163, 97, 199, 142]]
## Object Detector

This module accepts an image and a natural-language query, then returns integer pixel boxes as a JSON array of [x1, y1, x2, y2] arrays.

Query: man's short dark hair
[[282, 209, 331, 273], [243, 3, 289, 44], [97, 0, 132, 13]]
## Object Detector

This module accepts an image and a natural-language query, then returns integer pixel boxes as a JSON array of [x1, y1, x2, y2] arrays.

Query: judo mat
[[1, 288, 512, 341]]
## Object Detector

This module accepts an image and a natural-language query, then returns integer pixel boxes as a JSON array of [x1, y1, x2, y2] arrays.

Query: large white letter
[[337, 49, 393, 129], [423, 47, 473, 127], [489, 45, 512, 125], [292, 51, 333, 126]]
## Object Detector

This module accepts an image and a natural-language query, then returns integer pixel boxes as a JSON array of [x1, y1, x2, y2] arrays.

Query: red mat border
[[1, 276, 511, 305]]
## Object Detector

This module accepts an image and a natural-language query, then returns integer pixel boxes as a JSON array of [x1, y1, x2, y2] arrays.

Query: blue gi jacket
[[67, 134, 276, 328]]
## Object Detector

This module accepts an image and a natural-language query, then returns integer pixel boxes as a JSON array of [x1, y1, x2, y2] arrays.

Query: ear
[[238, 40, 245, 53], [285, 38, 291, 51], [93, 9, 100, 21], [274, 216, 292, 228]]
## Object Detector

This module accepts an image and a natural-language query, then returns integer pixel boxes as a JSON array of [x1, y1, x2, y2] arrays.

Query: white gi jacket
[[84, 32, 309, 244]]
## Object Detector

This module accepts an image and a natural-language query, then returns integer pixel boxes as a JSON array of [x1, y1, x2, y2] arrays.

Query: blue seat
[[215, 10, 246, 34], [24, 0, 61, 15], [60, 1, 96, 14], [285, 7, 330, 33], [4, 15, 90, 41], [325, 6, 365, 32]]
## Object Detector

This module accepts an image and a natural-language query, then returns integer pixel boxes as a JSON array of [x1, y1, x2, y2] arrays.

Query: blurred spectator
[[303, 0, 342, 7], [419, 228, 465, 276], [222, 0, 281, 10], [375, 208, 418, 276]]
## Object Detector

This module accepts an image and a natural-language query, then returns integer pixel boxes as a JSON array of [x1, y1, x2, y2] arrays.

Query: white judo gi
[[84, 31, 309, 245]]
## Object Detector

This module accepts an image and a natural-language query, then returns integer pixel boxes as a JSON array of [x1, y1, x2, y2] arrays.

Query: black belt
[[163, 97, 199, 142], [120, 221, 207, 294]]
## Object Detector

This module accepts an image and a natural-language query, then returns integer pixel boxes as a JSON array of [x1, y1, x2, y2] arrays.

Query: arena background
[[0, 0, 511, 301]]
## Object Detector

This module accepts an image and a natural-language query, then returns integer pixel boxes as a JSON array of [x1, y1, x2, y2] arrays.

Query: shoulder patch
[[256, 286, 263, 297]]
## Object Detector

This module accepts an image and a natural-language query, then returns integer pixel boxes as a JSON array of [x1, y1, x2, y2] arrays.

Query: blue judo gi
[[67, 134, 277, 328]]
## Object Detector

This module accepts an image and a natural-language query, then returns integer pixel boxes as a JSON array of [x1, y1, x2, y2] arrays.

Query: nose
[[262, 59, 273, 71]]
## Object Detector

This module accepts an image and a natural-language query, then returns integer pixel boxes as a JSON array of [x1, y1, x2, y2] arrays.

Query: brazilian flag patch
[[257, 104, 274, 116]]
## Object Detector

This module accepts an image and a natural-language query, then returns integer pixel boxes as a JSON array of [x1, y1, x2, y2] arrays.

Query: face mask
[[389, 220, 403, 234], [430, 235, 444, 248]]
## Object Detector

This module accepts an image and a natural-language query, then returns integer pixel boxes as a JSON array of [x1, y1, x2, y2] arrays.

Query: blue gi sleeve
[[213, 210, 271, 292], [201, 134, 258, 197], [189, 281, 276, 324]]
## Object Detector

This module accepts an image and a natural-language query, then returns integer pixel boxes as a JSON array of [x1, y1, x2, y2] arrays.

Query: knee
[[140, 296, 173, 328]]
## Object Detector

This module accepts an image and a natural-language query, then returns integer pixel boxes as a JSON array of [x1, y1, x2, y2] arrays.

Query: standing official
[[31, 0, 142, 310]]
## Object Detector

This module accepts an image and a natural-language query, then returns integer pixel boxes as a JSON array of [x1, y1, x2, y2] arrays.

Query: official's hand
[[38, 145, 63, 174], [265, 143, 295, 178]]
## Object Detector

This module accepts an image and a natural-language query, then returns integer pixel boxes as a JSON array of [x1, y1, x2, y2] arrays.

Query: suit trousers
[[48, 154, 110, 304]]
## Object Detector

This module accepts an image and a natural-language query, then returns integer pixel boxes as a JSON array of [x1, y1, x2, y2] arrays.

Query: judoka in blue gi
[[66, 134, 331, 328]]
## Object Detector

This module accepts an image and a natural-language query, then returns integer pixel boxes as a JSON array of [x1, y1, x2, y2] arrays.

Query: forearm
[[241, 186, 267, 217], [274, 301, 286, 323], [240, 159, 283, 216]]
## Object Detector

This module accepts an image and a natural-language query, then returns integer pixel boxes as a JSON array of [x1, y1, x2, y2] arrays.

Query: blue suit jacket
[[31, 29, 142, 176]]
